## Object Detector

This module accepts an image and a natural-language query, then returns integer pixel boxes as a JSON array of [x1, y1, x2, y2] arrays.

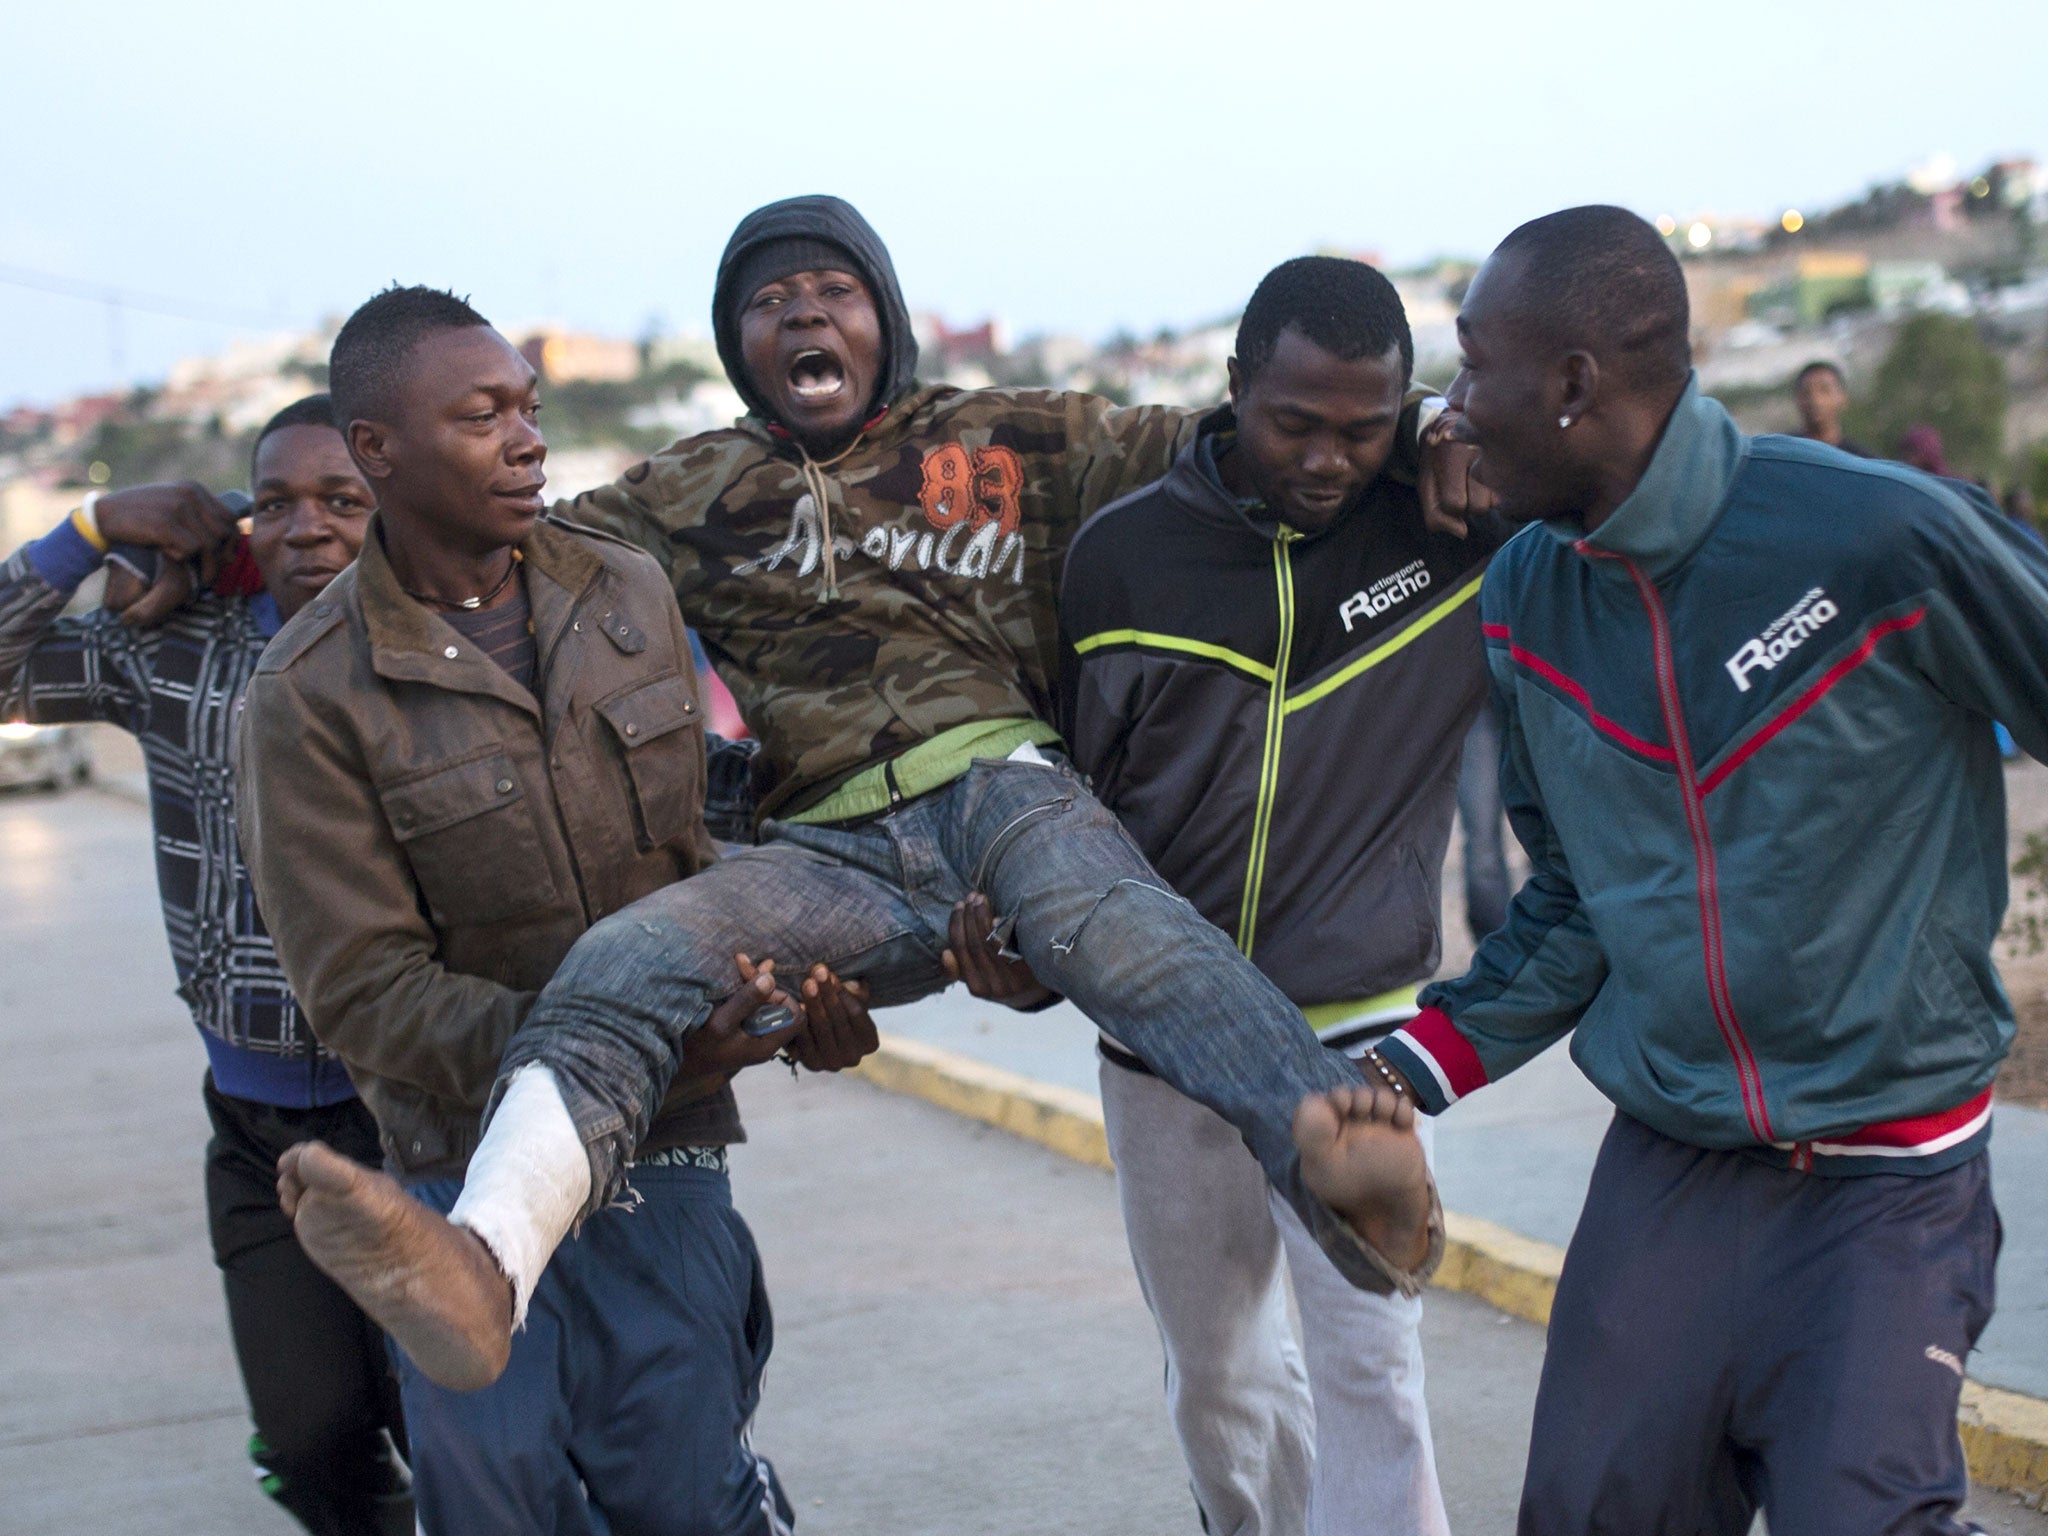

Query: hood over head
[[711, 194, 919, 426]]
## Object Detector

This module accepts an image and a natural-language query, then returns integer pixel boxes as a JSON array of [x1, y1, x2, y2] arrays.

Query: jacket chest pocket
[[383, 748, 561, 928], [595, 672, 702, 853]]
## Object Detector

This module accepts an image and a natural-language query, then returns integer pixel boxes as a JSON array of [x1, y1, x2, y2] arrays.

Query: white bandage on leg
[[447, 1065, 592, 1328]]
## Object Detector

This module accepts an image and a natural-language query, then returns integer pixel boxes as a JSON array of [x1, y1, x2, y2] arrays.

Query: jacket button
[[624, 723, 638, 737], [444, 646, 459, 659], [618, 626, 630, 638], [682, 701, 694, 714], [411, 1140, 422, 1154], [573, 620, 582, 632]]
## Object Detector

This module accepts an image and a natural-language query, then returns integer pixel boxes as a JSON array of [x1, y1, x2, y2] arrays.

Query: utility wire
[[0, 261, 302, 329]]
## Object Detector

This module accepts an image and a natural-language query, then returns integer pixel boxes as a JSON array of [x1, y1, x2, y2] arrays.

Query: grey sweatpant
[[1100, 1052, 1449, 1536]]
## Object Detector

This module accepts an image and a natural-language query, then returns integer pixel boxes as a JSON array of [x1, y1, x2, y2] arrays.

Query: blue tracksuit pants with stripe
[[1521, 1112, 1998, 1536]]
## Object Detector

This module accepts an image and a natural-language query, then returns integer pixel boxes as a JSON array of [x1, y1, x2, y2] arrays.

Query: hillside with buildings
[[4, 152, 2044, 556]]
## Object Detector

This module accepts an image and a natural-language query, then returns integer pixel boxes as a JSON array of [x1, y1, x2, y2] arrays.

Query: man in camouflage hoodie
[[572, 196, 1197, 822], [284, 197, 1451, 1396]]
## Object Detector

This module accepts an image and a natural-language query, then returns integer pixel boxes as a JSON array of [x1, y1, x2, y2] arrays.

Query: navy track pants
[[1520, 1112, 1998, 1536], [399, 1162, 792, 1536]]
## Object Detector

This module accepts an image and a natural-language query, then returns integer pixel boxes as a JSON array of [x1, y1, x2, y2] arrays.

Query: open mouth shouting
[[737, 266, 885, 448], [787, 348, 847, 405]]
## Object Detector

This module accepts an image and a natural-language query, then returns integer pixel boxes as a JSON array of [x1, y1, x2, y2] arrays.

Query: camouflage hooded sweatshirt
[[557, 195, 1196, 819]]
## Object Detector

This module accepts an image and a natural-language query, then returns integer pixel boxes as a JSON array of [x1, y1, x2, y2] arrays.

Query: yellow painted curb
[[853, 1031, 2048, 1503], [1962, 1381, 2048, 1495], [1437, 1212, 1563, 1329], [852, 1032, 1112, 1171]]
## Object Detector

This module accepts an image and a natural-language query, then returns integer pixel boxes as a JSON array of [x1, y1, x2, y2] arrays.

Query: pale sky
[[4, 0, 2042, 410]]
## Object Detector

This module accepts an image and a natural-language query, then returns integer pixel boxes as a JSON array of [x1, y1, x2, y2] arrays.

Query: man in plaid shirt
[[0, 396, 417, 1533]]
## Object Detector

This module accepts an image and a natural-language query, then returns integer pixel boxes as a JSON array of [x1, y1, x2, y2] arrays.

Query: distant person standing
[[1792, 360, 1873, 456], [1901, 423, 1952, 476], [2005, 485, 2042, 544]]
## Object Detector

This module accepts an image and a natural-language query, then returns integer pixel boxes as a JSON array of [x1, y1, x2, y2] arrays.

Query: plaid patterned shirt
[[0, 525, 344, 1103], [1, 522, 759, 1106]]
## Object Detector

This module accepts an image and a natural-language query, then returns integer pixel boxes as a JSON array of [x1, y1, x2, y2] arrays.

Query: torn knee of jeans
[[1050, 877, 1190, 958]]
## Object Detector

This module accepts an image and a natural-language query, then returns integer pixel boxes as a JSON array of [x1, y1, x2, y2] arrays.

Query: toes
[[292, 1139, 363, 1196], [1364, 1084, 1403, 1126], [275, 1143, 311, 1217], [1292, 1091, 1341, 1158]]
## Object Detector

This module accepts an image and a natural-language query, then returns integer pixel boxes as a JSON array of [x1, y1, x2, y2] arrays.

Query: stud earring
[[1559, 415, 1573, 429]]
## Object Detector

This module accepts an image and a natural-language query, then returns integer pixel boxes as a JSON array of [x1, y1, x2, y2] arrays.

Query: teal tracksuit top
[[1383, 378, 2048, 1175]]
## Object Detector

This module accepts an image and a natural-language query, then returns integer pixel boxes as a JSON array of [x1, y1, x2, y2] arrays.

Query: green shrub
[[1849, 314, 2008, 478]]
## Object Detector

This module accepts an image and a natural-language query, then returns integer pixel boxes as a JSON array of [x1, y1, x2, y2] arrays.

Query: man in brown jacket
[[238, 285, 872, 1536]]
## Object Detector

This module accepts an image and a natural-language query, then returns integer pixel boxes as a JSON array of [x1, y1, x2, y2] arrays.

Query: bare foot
[[277, 1140, 514, 1391], [1293, 1085, 1434, 1273]]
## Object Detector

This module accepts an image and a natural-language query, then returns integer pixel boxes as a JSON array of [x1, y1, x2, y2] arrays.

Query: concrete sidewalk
[[878, 989, 2048, 1406], [0, 786, 1587, 1530], [7, 771, 2047, 1530]]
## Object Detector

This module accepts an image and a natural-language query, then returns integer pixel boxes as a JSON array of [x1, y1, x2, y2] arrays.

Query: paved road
[[3, 781, 2045, 1533]]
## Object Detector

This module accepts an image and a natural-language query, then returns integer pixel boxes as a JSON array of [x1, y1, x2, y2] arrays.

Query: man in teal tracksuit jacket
[[1360, 205, 2047, 1534]]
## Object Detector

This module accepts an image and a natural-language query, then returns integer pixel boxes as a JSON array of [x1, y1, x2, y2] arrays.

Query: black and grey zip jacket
[[1058, 408, 1506, 1029]]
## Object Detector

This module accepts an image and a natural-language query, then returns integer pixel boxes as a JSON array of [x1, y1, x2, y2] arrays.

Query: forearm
[[1385, 663, 1605, 1110], [1920, 485, 2048, 758], [1391, 879, 1604, 1112], [0, 524, 145, 726], [311, 952, 536, 1103]]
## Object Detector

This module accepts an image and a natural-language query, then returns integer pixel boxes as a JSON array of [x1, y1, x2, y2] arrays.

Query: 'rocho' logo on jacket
[[1725, 587, 1839, 692]]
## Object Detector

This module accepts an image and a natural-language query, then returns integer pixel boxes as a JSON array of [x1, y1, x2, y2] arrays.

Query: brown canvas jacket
[[236, 514, 726, 1179]]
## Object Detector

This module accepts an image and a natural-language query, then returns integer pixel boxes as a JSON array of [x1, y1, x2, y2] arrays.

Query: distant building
[[156, 332, 329, 432], [1670, 214, 1771, 256], [643, 332, 722, 377], [518, 331, 640, 385], [1, 406, 50, 442], [1987, 159, 2044, 220], [911, 314, 1009, 377], [624, 381, 748, 438], [1869, 260, 1968, 314], [1747, 252, 1873, 328], [48, 394, 127, 449], [1014, 334, 1094, 384]]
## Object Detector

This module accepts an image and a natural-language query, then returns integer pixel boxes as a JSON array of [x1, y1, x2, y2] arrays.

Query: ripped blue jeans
[[494, 754, 1381, 1287]]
